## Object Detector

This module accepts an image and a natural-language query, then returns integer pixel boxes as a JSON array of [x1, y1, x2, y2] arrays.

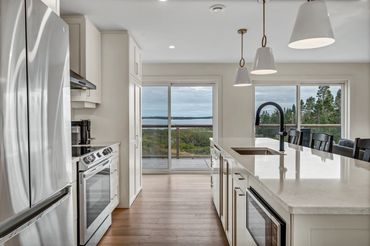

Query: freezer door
[[0, 0, 30, 222], [26, 0, 72, 205], [3, 189, 74, 246]]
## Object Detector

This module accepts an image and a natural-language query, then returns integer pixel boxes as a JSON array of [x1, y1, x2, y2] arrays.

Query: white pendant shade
[[251, 47, 277, 75], [289, 0, 335, 49], [234, 66, 252, 87]]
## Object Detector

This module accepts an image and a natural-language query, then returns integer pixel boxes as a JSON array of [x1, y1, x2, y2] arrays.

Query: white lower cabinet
[[110, 145, 120, 212], [211, 144, 255, 246], [232, 171, 256, 246]]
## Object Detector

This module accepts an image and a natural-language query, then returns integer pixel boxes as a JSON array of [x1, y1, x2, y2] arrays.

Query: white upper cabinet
[[63, 15, 102, 108], [41, 0, 59, 15], [129, 36, 143, 82]]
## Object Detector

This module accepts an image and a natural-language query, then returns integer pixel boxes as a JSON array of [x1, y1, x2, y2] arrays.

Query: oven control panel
[[78, 146, 114, 171]]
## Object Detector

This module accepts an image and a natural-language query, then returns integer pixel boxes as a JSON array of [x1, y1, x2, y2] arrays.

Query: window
[[255, 83, 345, 143], [300, 85, 342, 142], [255, 86, 297, 139]]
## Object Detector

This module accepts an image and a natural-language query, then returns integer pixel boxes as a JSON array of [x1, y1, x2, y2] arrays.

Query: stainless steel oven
[[79, 157, 112, 245], [246, 187, 286, 246]]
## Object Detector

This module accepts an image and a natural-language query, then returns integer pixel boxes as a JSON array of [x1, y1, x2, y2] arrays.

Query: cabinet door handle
[[135, 62, 139, 75], [234, 173, 246, 181], [234, 187, 245, 197]]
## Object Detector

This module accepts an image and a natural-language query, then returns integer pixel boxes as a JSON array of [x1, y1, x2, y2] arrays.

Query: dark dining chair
[[353, 138, 370, 162], [287, 129, 302, 145], [333, 138, 355, 158], [310, 133, 333, 153]]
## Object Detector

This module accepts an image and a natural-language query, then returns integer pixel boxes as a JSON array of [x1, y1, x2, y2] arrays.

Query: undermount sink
[[231, 147, 283, 156]]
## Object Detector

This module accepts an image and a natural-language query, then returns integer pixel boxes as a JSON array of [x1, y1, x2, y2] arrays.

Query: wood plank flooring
[[99, 174, 228, 246]]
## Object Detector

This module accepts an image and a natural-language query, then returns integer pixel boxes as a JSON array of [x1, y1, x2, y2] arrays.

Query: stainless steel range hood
[[70, 70, 96, 90]]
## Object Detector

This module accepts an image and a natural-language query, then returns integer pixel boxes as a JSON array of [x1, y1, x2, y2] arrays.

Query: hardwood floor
[[99, 174, 228, 246]]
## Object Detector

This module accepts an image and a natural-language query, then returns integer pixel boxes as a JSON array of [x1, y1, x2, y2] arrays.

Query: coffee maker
[[71, 120, 92, 145]]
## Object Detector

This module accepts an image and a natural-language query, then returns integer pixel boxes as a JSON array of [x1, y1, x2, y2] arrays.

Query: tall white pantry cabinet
[[129, 36, 143, 205], [101, 31, 143, 207], [62, 16, 143, 207]]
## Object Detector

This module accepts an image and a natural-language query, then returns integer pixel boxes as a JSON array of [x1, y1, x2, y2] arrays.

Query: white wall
[[72, 31, 131, 208], [143, 63, 370, 139]]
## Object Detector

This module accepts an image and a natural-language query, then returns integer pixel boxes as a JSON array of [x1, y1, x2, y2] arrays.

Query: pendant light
[[251, 0, 277, 75], [234, 28, 252, 87], [289, 0, 335, 49]]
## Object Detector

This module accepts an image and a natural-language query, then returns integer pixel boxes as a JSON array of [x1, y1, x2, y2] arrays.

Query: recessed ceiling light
[[169, 45, 175, 49], [159, 0, 167, 2], [209, 4, 226, 13]]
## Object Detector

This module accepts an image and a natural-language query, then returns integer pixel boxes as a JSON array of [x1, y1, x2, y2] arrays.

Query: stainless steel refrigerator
[[0, 0, 74, 245]]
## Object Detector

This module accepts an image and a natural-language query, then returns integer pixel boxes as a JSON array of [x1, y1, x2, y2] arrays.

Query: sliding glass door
[[170, 86, 213, 170], [142, 86, 169, 170], [142, 84, 214, 172]]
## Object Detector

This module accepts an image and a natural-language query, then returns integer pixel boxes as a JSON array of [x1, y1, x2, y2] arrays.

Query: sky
[[255, 85, 341, 113], [142, 86, 213, 125]]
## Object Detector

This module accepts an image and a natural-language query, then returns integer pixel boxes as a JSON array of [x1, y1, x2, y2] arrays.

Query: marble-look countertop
[[213, 137, 370, 215]]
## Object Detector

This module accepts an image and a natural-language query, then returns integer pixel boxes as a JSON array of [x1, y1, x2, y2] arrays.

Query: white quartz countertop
[[213, 138, 370, 215]]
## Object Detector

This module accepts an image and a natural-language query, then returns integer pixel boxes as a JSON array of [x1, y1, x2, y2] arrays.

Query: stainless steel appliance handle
[[83, 159, 111, 180], [0, 186, 70, 241]]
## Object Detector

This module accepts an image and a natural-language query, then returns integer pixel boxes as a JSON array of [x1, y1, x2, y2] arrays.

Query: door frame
[[142, 75, 222, 173]]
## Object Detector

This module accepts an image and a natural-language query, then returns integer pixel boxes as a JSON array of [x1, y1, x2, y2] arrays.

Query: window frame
[[253, 80, 348, 140]]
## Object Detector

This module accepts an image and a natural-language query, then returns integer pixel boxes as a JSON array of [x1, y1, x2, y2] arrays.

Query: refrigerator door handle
[[0, 186, 71, 243]]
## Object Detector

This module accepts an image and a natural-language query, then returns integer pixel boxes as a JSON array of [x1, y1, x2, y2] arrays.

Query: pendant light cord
[[240, 31, 245, 67], [261, 0, 267, 47]]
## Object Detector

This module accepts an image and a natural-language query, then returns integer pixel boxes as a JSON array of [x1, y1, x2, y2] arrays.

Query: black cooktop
[[72, 146, 106, 157]]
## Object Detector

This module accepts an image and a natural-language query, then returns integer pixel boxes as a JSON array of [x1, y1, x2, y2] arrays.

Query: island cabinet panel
[[210, 145, 221, 215], [292, 214, 370, 246]]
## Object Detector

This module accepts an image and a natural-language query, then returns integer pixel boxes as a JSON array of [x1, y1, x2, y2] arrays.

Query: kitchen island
[[210, 137, 370, 246]]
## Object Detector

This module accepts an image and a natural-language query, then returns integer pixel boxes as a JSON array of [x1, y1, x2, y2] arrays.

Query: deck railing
[[142, 124, 213, 159]]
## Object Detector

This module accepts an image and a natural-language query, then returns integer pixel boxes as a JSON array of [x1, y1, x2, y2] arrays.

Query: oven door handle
[[83, 159, 111, 179]]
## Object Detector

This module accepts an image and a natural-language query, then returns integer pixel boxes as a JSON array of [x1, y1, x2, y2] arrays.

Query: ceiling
[[60, 0, 370, 63]]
